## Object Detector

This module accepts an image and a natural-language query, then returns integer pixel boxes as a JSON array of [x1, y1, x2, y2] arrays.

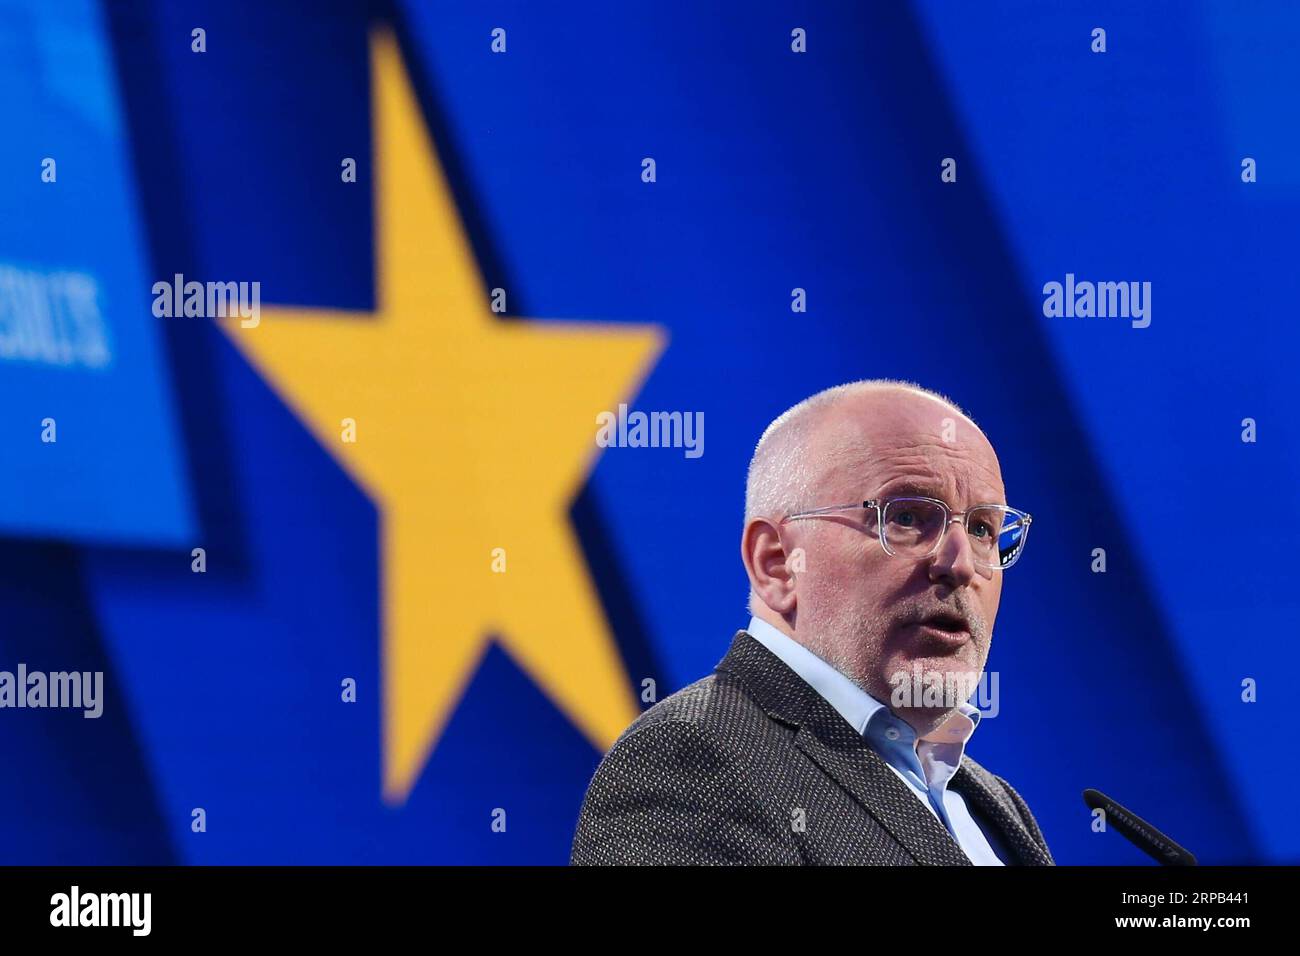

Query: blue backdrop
[[1, 0, 1295, 864]]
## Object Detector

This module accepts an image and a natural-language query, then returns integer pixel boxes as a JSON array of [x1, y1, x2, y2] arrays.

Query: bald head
[[739, 380, 1009, 736], [744, 379, 982, 523]]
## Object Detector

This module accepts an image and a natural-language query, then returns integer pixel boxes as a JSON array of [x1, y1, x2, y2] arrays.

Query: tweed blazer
[[571, 630, 1055, 865]]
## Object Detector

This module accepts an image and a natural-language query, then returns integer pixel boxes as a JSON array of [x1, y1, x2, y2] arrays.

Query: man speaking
[[571, 380, 1054, 865]]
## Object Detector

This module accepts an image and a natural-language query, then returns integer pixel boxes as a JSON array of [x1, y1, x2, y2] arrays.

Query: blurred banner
[[1, 0, 1296, 864]]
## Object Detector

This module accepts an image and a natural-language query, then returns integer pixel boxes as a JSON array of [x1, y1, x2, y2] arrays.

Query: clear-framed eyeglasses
[[781, 495, 1032, 572]]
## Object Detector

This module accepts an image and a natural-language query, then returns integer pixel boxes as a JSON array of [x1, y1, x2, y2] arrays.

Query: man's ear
[[741, 517, 798, 615]]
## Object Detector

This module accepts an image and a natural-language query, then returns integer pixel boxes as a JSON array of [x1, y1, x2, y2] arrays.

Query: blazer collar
[[716, 630, 972, 866], [949, 763, 1054, 866]]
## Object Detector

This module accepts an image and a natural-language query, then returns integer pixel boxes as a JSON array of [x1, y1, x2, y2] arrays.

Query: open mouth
[[918, 612, 968, 634], [904, 611, 971, 647]]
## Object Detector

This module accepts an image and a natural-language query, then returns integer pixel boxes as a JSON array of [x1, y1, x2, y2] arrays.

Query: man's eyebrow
[[874, 479, 944, 499], [875, 479, 1007, 506]]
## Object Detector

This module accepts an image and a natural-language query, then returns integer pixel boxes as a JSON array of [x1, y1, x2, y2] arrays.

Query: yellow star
[[221, 30, 663, 803]]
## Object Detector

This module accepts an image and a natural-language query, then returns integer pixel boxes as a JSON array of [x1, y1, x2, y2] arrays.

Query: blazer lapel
[[950, 763, 1054, 866], [792, 705, 974, 866], [717, 631, 972, 866]]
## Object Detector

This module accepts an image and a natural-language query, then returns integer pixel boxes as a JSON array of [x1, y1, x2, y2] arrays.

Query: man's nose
[[928, 518, 979, 588]]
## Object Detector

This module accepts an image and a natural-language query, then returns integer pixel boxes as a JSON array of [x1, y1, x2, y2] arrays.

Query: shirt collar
[[745, 615, 981, 751]]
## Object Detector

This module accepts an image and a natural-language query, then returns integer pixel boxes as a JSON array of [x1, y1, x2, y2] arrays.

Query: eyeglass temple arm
[[782, 502, 873, 521]]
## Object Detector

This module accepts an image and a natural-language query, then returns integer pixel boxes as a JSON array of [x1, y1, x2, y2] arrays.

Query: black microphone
[[1083, 788, 1197, 866]]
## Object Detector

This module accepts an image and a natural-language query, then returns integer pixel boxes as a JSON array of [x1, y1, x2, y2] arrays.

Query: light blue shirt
[[746, 616, 1007, 865]]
